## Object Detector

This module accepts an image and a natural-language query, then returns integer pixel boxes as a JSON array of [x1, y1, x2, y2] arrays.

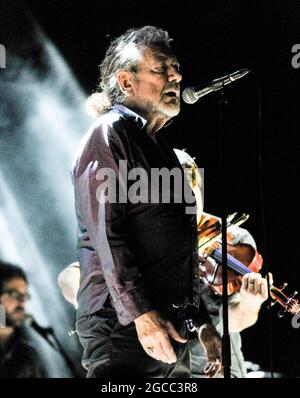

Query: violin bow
[[198, 213, 249, 252]]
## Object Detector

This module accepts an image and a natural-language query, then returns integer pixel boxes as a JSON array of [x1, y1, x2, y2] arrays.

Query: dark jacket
[[72, 105, 206, 325], [0, 326, 47, 378]]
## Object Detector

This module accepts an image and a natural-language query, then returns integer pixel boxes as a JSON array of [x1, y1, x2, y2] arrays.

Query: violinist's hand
[[240, 272, 273, 307], [198, 323, 222, 378], [229, 272, 273, 333], [134, 310, 187, 364]]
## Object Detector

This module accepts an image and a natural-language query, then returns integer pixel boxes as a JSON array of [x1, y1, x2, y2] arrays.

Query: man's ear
[[116, 70, 135, 95]]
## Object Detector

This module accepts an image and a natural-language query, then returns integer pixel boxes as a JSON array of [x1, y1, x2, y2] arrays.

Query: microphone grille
[[182, 87, 198, 104]]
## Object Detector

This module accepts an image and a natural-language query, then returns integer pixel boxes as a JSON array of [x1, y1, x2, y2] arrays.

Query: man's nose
[[168, 66, 182, 83]]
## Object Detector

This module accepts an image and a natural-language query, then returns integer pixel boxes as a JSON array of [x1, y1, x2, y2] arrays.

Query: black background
[[4, 0, 300, 375]]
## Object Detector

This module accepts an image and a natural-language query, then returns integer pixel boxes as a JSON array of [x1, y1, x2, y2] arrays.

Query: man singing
[[71, 26, 222, 378]]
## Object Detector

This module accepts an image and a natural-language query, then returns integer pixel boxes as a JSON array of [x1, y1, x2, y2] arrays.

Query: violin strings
[[212, 248, 250, 275]]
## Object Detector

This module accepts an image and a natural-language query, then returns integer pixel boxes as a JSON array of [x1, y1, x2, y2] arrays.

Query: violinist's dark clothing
[[72, 104, 210, 377], [189, 286, 247, 378]]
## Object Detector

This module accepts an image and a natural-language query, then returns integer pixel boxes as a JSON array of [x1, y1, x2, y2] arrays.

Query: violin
[[197, 212, 300, 317]]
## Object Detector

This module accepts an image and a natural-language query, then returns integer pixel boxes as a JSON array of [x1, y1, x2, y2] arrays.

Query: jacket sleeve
[[73, 123, 152, 325]]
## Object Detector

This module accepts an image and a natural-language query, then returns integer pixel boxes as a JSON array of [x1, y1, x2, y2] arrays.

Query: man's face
[[130, 47, 182, 120], [0, 278, 29, 327]]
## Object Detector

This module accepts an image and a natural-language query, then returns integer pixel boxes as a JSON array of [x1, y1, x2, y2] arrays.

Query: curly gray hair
[[86, 26, 175, 116]]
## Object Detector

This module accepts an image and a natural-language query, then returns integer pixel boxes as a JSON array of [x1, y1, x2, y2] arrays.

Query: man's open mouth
[[163, 91, 178, 98]]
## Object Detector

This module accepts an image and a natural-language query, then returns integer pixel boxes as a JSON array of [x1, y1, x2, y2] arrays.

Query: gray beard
[[139, 99, 180, 120]]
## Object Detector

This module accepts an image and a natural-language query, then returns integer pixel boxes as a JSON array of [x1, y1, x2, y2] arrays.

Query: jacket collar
[[113, 104, 147, 130]]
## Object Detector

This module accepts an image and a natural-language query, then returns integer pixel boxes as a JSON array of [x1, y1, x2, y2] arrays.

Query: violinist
[[174, 148, 272, 378], [191, 228, 272, 378]]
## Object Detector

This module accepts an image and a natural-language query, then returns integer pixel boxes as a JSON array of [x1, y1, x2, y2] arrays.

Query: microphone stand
[[29, 320, 80, 378], [46, 328, 81, 378], [218, 86, 231, 378]]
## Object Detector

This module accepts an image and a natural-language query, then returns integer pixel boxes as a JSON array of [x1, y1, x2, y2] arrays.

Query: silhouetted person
[[0, 261, 47, 377]]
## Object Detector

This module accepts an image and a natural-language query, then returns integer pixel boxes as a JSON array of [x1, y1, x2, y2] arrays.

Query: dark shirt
[[72, 105, 208, 325], [0, 326, 47, 378]]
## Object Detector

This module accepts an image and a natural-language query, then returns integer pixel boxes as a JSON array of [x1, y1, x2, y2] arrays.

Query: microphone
[[182, 68, 251, 104]]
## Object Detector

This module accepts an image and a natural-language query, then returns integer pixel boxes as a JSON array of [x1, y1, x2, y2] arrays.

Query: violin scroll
[[269, 283, 299, 317]]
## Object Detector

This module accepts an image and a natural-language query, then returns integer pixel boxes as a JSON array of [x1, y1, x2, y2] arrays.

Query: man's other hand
[[134, 310, 187, 364]]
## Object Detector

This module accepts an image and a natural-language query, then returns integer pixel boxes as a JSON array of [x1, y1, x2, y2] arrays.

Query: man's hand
[[240, 272, 273, 307], [228, 272, 273, 332], [198, 323, 222, 378], [134, 310, 187, 364]]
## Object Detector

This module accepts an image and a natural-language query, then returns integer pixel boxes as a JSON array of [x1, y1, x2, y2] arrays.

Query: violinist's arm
[[228, 272, 273, 333], [225, 225, 270, 332]]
